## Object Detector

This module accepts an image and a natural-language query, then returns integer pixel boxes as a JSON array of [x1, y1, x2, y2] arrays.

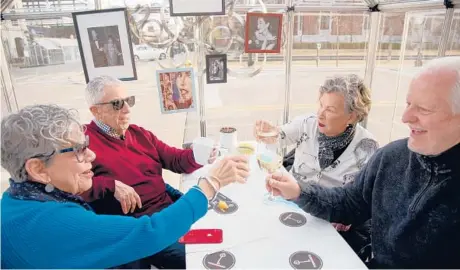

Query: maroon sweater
[[82, 121, 202, 217]]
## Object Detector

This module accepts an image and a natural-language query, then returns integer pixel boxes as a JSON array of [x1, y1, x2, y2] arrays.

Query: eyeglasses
[[95, 96, 135, 111], [59, 135, 90, 163]]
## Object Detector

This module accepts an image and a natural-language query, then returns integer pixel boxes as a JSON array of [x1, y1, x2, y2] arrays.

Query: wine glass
[[255, 120, 279, 152], [257, 150, 283, 201], [256, 122, 283, 201]]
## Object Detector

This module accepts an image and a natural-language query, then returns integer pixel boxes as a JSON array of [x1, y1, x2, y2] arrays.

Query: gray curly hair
[[85, 75, 122, 106], [1, 104, 84, 183], [319, 74, 372, 123]]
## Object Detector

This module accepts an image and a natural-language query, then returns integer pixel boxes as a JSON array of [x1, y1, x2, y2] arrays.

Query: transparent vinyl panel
[[0, 0, 458, 151]]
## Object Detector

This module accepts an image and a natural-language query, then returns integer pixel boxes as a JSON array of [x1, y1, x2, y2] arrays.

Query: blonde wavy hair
[[319, 74, 372, 123]]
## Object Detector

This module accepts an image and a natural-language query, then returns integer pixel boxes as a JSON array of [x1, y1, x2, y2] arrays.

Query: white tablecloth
[[182, 142, 367, 269]]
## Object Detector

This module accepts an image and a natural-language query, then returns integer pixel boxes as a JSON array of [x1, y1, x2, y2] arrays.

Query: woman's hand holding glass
[[198, 155, 250, 199], [254, 120, 280, 144], [265, 172, 302, 201], [209, 155, 250, 185]]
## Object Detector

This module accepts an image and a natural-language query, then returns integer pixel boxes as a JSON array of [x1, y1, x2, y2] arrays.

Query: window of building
[[320, 15, 330, 30]]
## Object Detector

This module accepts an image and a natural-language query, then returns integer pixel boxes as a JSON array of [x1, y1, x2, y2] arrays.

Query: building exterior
[[1, 0, 91, 63], [1, 0, 459, 65]]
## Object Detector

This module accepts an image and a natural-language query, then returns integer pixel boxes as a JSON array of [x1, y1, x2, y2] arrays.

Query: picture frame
[[245, 12, 283, 54], [169, 0, 225, 17], [72, 8, 137, 83], [205, 54, 227, 84], [156, 68, 198, 114]]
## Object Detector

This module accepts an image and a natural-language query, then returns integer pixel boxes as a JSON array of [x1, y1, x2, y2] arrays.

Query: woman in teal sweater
[[1, 104, 249, 269]]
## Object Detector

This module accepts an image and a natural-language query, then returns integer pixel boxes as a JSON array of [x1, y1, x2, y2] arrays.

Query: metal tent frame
[[0, 0, 458, 134]]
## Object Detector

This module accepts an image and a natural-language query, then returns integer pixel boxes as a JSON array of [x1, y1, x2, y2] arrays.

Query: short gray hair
[[319, 74, 372, 123], [85, 75, 122, 106], [1, 104, 83, 183], [416, 56, 460, 114]]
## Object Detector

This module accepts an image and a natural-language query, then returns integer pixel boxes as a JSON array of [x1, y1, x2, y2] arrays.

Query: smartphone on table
[[179, 229, 223, 244]]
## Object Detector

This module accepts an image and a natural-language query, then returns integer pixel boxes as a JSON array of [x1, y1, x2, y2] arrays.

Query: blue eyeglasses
[[59, 135, 90, 163]]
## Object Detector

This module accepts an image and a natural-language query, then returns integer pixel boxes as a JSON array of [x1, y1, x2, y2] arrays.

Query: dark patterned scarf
[[7, 179, 92, 211], [318, 124, 356, 170]]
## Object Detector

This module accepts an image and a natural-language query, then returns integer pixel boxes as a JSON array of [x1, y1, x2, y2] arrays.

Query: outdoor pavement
[[1, 53, 456, 193]]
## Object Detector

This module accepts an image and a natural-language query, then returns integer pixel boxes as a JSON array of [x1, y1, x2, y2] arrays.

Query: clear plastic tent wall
[[1, 0, 459, 148]]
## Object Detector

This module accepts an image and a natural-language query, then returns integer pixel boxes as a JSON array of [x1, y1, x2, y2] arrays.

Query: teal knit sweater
[[1, 187, 207, 269]]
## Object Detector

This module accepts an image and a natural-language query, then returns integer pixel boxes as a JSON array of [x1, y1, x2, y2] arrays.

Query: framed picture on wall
[[72, 8, 137, 83], [169, 0, 225, 16], [156, 68, 197, 114], [205, 54, 227, 84], [245, 12, 283, 54]]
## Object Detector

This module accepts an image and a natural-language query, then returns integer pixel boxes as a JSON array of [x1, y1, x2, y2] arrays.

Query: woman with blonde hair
[[254, 74, 378, 260]]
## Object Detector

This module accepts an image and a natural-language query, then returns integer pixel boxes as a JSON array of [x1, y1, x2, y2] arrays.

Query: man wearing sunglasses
[[81, 75, 212, 269]]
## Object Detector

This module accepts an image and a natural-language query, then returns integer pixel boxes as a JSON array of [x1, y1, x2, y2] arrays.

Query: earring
[[45, 183, 55, 193]]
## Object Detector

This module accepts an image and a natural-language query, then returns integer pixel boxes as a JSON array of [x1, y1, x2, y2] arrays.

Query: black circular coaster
[[203, 250, 236, 269], [279, 212, 307, 227], [289, 251, 323, 269], [213, 201, 239, 215]]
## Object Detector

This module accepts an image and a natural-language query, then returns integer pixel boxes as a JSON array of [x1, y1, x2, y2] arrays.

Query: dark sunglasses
[[96, 96, 135, 111], [59, 135, 90, 163]]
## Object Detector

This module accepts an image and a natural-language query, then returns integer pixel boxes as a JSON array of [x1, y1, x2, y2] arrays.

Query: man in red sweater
[[81, 75, 212, 269]]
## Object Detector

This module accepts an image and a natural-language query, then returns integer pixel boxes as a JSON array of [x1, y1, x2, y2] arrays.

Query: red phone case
[[179, 229, 223, 244]]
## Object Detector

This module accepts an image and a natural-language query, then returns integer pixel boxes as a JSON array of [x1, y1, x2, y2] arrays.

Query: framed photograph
[[156, 68, 197, 114], [169, 0, 225, 16], [72, 8, 137, 83], [245, 12, 283, 54], [206, 54, 227, 84]]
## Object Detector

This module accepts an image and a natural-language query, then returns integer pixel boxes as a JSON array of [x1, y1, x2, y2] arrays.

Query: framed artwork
[[245, 12, 283, 54], [156, 68, 197, 114], [72, 8, 137, 83], [205, 54, 227, 84], [169, 0, 225, 16]]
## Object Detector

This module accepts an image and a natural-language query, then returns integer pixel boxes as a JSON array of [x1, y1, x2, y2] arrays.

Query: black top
[[295, 139, 460, 269]]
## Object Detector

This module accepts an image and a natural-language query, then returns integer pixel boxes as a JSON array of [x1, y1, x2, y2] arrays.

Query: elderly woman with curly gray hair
[[1, 104, 249, 269], [254, 74, 379, 260]]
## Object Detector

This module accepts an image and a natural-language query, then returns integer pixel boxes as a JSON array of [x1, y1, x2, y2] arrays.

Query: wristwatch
[[197, 176, 219, 202]]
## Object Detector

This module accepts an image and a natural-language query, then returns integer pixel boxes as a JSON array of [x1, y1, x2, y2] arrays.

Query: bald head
[[414, 56, 460, 114]]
